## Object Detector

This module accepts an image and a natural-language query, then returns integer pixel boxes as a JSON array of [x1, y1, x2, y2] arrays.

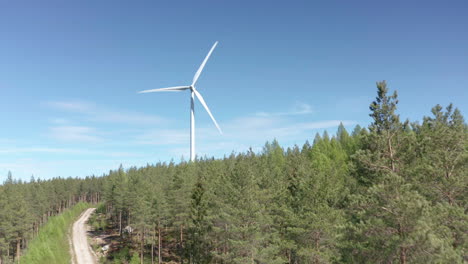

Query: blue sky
[[0, 0, 467, 180]]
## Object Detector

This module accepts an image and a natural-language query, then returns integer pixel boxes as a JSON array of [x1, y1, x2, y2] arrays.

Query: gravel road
[[72, 208, 97, 264]]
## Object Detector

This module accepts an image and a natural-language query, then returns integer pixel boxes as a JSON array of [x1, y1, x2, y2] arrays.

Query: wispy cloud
[[0, 147, 141, 158], [96, 111, 165, 125], [0, 147, 77, 154], [49, 126, 101, 143], [222, 117, 355, 140], [49, 118, 71, 124], [47, 101, 93, 112], [135, 129, 188, 146], [0, 138, 16, 144], [45, 100, 166, 125], [20, 100, 359, 178], [135, 108, 356, 157], [0, 159, 48, 179], [0, 158, 145, 179], [154, 117, 356, 160], [255, 102, 313, 117]]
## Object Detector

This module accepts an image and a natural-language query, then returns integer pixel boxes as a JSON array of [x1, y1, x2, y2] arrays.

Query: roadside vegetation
[[0, 175, 101, 263], [21, 202, 91, 264]]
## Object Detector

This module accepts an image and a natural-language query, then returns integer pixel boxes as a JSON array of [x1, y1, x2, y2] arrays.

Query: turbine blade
[[193, 89, 222, 134], [138, 86, 190, 93], [192, 41, 218, 86]]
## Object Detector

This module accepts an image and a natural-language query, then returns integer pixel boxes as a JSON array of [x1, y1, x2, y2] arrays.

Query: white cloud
[[0, 158, 143, 180], [46, 101, 94, 112], [135, 129, 188, 146], [44, 100, 168, 144], [222, 117, 355, 141], [0, 159, 48, 180], [17, 100, 359, 178], [0, 147, 141, 158], [0, 147, 75, 154], [49, 126, 101, 143], [49, 118, 71, 124], [95, 111, 165, 125], [45, 100, 165, 125], [133, 109, 356, 159], [299, 120, 355, 130], [291, 102, 313, 114], [255, 102, 313, 117]]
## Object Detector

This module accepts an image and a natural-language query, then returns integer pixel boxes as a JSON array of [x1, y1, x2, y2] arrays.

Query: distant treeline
[[1, 81, 467, 264], [0, 175, 102, 263]]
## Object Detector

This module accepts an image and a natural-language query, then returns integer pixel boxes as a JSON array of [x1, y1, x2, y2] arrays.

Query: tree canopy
[[1, 81, 466, 264]]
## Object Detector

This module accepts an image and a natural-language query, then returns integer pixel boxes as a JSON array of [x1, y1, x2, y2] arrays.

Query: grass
[[22, 202, 93, 264]]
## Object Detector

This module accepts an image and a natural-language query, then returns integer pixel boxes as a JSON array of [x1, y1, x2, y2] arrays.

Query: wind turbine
[[138, 41, 222, 162]]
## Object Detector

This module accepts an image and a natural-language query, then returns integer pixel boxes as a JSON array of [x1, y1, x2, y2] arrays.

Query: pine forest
[[0, 81, 466, 263]]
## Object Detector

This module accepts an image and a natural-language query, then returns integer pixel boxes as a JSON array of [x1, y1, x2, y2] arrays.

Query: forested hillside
[[0, 175, 102, 263], [100, 82, 467, 263], [1, 81, 467, 263]]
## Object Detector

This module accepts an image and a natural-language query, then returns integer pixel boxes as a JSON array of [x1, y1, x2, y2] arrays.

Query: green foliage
[[1, 80, 466, 264], [21, 203, 92, 264], [369, 80, 400, 133], [129, 252, 140, 264], [343, 81, 467, 263], [110, 246, 131, 263], [0, 173, 102, 263], [187, 177, 212, 263], [89, 203, 107, 231], [412, 104, 467, 205], [95, 83, 466, 263]]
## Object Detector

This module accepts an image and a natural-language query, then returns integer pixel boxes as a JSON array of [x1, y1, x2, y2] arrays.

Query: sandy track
[[72, 208, 97, 264]]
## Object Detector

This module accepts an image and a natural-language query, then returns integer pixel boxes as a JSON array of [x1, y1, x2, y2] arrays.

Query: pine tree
[[344, 81, 463, 263], [2, 173, 33, 263], [187, 176, 212, 263], [313, 133, 322, 145], [414, 104, 467, 205], [410, 104, 468, 255], [0, 186, 13, 264], [343, 174, 461, 263]]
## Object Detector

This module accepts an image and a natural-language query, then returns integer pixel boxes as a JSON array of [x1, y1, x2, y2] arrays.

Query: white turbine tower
[[138, 41, 222, 162]]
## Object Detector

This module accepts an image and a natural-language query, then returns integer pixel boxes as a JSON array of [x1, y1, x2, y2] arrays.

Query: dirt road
[[72, 208, 97, 264]]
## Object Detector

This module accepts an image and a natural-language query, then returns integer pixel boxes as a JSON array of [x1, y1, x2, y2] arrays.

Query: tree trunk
[[400, 247, 407, 264], [32, 222, 36, 238], [127, 211, 130, 227], [152, 225, 155, 264], [180, 224, 184, 263], [388, 133, 396, 172], [141, 230, 144, 264], [158, 222, 162, 264], [16, 239, 20, 264], [224, 224, 228, 255], [119, 211, 122, 236]]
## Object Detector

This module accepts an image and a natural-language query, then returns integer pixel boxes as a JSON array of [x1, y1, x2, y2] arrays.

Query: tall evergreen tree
[[344, 81, 463, 263]]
